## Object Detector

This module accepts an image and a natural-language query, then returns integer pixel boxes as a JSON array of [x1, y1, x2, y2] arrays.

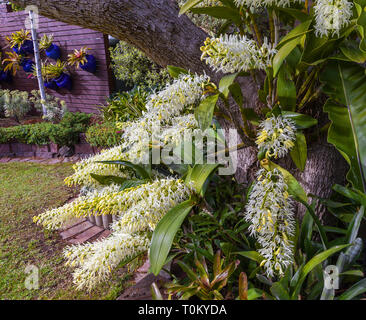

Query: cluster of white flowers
[[245, 168, 295, 277], [34, 178, 194, 290], [256, 116, 296, 159], [64, 232, 150, 291], [234, 0, 302, 8], [314, 0, 353, 37], [201, 35, 276, 74], [65, 74, 210, 187]]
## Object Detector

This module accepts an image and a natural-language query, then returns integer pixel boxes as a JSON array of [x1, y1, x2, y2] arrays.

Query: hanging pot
[[44, 79, 58, 90], [80, 54, 97, 73], [0, 70, 12, 83], [45, 43, 61, 60], [20, 59, 35, 73], [21, 40, 34, 54], [12, 40, 34, 55], [54, 73, 72, 90]]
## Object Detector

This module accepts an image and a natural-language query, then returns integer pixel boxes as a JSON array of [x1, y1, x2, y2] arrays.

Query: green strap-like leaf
[[338, 278, 366, 300], [291, 244, 351, 299], [290, 132, 307, 171], [167, 65, 189, 78], [96, 160, 152, 180], [195, 94, 219, 132], [149, 199, 196, 275], [185, 163, 220, 196]]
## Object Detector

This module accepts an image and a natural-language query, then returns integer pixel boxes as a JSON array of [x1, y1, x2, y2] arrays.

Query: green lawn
[[0, 162, 133, 300]]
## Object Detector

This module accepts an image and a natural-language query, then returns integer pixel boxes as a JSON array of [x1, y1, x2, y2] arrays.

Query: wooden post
[[28, 9, 47, 116]]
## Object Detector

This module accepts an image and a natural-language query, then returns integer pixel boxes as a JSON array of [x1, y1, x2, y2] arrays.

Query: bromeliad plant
[[68, 47, 97, 73], [6, 29, 33, 55]]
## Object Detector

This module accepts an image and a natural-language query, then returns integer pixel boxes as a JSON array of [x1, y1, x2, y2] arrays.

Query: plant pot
[[20, 59, 35, 73], [44, 79, 58, 90], [45, 43, 61, 60], [0, 70, 12, 83], [80, 54, 97, 73], [54, 73, 72, 90], [13, 40, 34, 55]]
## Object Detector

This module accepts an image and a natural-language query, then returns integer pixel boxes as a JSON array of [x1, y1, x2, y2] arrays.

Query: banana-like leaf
[[321, 61, 366, 192], [149, 199, 196, 276], [291, 244, 351, 299]]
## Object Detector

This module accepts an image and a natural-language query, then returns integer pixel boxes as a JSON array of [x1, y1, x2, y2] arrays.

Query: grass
[[0, 162, 134, 300]]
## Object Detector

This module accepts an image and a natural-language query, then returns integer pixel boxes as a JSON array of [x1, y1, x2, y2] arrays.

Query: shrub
[[109, 41, 170, 90], [0, 112, 92, 146], [85, 122, 123, 148], [29, 90, 68, 123], [0, 89, 32, 122]]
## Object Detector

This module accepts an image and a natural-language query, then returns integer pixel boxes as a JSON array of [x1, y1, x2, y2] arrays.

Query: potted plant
[[6, 30, 33, 55], [68, 47, 97, 73], [2, 51, 34, 75], [45, 60, 72, 90], [0, 52, 12, 83], [32, 62, 57, 90], [39, 34, 61, 60]]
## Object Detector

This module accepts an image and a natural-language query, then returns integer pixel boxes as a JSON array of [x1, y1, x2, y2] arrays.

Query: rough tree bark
[[12, 0, 348, 216]]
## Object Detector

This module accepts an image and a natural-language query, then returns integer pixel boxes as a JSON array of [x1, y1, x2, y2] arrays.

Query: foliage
[[2, 51, 23, 76], [0, 89, 32, 122], [39, 34, 54, 51], [0, 112, 91, 146], [85, 121, 123, 147], [67, 47, 90, 69], [109, 41, 171, 90], [99, 87, 149, 122], [5, 29, 31, 48], [44, 60, 68, 79], [29, 90, 68, 122]]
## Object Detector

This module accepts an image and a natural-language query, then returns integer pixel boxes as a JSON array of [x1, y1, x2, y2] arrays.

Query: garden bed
[[0, 138, 103, 158]]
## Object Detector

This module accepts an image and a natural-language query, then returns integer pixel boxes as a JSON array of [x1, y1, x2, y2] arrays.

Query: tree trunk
[[13, 0, 348, 216]]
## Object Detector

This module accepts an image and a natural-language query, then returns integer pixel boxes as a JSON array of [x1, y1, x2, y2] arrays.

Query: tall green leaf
[[338, 278, 366, 300], [277, 65, 297, 111], [291, 244, 351, 299], [290, 132, 307, 171], [149, 199, 196, 275], [185, 164, 220, 196], [321, 61, 366, 191], [195, 94, 219, 132]]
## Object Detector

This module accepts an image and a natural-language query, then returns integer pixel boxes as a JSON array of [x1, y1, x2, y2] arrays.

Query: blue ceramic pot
[[80, 54, 97, 73], [13, 40, 34, 55], [0, 70, 12, 83], [54, 73, 72, 90], [44, 79, 58, 90], [20, 59, 35, 73], [22, 40, 34, 54], [45, 43, 61, 60]]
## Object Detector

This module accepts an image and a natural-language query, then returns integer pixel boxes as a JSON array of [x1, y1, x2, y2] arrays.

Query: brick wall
[[0, 4, 113, 113]]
